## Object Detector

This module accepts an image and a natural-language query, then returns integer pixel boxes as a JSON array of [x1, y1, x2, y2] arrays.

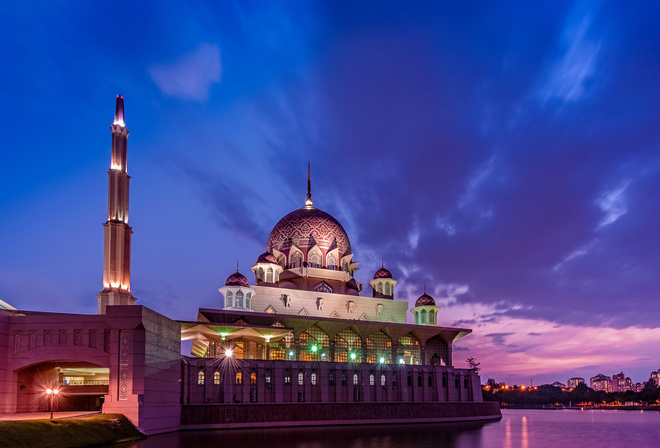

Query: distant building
[[612, 372, 634, 393], [633, 382, 644, 393], [650, 370, 660, 386], [550, 381, 566, 389], [590, 374, 612, 392], [567, 377, 585, 389]]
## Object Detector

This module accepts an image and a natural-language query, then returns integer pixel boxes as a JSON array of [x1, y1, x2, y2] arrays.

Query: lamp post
[[46, 388, 59, 419]]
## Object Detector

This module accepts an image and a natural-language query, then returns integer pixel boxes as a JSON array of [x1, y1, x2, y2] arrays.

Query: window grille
[[366, 330, 391, 364], [397, 333, 421, 365], [198, 371, 204, 385]]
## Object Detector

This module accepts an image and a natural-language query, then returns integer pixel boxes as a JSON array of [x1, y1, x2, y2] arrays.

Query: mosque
[[0, 97, 501, 434]]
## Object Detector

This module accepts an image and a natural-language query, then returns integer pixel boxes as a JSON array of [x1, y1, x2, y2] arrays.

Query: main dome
[[267, 206, 352, 256]]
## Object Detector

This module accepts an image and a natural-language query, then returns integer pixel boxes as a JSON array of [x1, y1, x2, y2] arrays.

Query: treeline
[[483, 380, 660, 406]]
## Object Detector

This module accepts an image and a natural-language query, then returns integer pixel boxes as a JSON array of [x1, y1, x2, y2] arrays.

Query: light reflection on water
[[115, 409, 660, 448]]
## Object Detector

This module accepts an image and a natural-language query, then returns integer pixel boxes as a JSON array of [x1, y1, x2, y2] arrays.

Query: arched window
[[366, 330, 392, 364], [236, 291, 244, 308], [214, 371, 220, 385], [429, 311, 435, 324], [258, 267, 264, 282], [353, 373, 359, 385], [309, 251, 322, 267], [235, 372, 242, 385], [428, 375, 433, 387], [291, 251, 303, 268], [370, 374, 375, 386], [298, 373, 304, 385], [414, 311, 418, 324], [246, 293, 251, 309], [384, 283, 391, 296], [418, 375, 422, 387], [226, 291, 233, 308], [381, 374, 386, 386], [198, 371, 205, 385], [398, 333, 421, 365], [421, 309, 427, 324], [277, 255, 286, 267], [327, 253, 337, 269], [377, 282, 383, 294], [311, 373, 317, 385], [250, 372, 257, 385], [266, 267, 273, 282]]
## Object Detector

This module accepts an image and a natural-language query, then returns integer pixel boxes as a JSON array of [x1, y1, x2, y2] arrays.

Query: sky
[[1, 0, 660, 386]]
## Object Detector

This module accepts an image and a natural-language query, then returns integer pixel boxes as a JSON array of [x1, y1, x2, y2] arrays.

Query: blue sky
[[2, 0, 660, 385]]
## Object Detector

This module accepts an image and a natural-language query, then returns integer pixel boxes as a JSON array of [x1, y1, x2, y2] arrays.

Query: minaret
[[96, 95, 136, 314]]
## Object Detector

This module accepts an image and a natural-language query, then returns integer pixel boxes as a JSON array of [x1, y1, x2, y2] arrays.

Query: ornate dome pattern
[[415, 293, 435, 307], [267, 207, 351, 256], [225, 271, 250, 287], [373, 267, 392, 279], [256, 252, 278, 264]]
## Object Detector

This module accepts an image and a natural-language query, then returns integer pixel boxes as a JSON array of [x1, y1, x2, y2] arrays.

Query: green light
[[311, 345, 318, 352], [350, 353, 357, 360], [289, 351, 294, 357]]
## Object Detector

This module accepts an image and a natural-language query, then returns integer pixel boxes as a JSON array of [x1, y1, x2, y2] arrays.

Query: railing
[[64, 380, 109, 386]]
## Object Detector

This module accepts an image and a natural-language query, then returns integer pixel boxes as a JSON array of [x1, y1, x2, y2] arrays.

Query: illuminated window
[[265, 375, 271, 386], [392, 374, 397, 388], [198, 371, 205, 385], [236, 291, 244, 308], [381, 374, 386, 386], [327, 253, 337, 269], [266, 267, 273, 283], [250, 372, 257, 385], [235, 372, 242, 385], [300, 326, 330, 361], [329, 373, 335, 385], [291, 251, 303, 268], [214, 371, 220, 385], [298, 373, 304, 385], [285, 375, 291, 385], [341, 373, 347, 386], [398, 333, 421, 365], [311, 373, 317, 385], [366, 330, 391, 364], [309, 251, 322, 267], [226, 291, 233, 308], [370, 374, 374, 386], [353, 373, 359, 385]]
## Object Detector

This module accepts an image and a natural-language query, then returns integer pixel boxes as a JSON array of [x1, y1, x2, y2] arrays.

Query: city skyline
[[1, 1, 660, 385]]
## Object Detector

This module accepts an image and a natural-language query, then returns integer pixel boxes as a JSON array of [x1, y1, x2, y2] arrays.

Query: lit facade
[[0, 97, 500, 434]]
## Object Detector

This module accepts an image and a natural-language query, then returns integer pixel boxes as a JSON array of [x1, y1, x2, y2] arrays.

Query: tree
[[466, 357, 481, 373], [639, 381, 659, 404]]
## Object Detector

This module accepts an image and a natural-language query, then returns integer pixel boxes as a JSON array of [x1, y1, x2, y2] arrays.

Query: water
[[116, 409, 660, 448]]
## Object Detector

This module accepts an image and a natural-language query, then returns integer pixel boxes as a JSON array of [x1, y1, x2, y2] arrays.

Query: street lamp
[[46, 388, 59, 419]]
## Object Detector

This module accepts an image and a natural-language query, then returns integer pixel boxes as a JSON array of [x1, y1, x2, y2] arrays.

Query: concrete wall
[[181, 401, 501, 428]]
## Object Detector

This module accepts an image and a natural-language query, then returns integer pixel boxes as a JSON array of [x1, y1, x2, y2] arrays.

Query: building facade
[[0, 97, 500, 434]]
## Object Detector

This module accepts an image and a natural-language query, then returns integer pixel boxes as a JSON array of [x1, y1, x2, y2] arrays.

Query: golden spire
[[305, 162, 313, 207]]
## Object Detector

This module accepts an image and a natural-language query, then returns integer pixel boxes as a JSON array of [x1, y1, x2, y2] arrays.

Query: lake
[[114, 409, 660, 448]]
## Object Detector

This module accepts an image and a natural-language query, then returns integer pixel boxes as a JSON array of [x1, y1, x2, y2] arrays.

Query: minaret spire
[[96, 95, 136, 314], [305, 162, 313, 207]]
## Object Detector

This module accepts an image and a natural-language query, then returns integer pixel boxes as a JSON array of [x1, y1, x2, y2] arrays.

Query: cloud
[[596, 181, 630, 228], [149, 43, 222, 102], [536, 2, 603, 105]]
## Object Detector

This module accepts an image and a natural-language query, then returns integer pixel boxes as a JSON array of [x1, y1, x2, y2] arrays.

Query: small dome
[[415, 293, 435, 307], [373, 267, 392, 279], [256, 252, 278, 264], [225, 271, 250, 287]]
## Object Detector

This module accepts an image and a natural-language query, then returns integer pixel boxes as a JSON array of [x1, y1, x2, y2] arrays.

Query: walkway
[[0, 411, 101, 421]]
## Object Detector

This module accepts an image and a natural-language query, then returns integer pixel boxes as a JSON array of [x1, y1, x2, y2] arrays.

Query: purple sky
[[2, 1, 660, 385]]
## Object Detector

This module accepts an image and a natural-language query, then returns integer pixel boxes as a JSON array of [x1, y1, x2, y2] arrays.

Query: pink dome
[[256, 252, 278, 264], [373, 267, 392, 279], [415, 293, 435, 307], [225, 271, 250, 287], [267, 207, 351, 256]]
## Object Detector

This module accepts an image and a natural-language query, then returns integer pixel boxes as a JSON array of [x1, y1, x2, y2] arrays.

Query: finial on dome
[[424, 284, 426, 294], [236, 260, 239, 273], [382, 259, 384, 269], [305, 162, 313, 207]]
